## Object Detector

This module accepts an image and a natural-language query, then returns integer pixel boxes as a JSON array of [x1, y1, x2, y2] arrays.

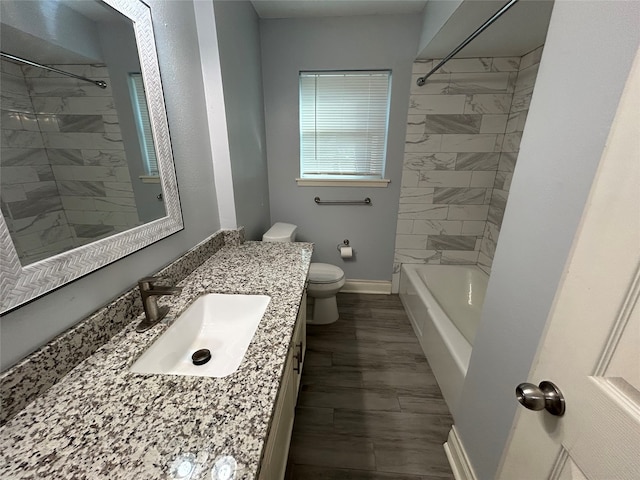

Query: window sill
[[296, 178, 390, 188], [139, 175, 161, 184]]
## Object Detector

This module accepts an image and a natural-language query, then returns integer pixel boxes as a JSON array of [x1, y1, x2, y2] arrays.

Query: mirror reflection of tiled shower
[[1, 59, 140, 265]]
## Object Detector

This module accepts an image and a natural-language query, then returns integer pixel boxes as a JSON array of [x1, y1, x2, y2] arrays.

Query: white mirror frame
[[0, 0, 183, 313]]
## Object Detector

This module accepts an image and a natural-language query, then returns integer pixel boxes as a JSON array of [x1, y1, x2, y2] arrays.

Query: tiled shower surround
[[0, 60, 140, 265], [393, 47, 543, 285]]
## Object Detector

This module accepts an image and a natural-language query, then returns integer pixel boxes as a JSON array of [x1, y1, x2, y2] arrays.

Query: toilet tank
[[263, 222, 298, 242]]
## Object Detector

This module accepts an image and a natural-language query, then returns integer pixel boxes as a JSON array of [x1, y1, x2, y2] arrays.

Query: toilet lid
[[309, 263, 345, 284]]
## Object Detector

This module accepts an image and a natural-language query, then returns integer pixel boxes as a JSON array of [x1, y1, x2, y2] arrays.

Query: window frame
[[297, 70, 392, 188]]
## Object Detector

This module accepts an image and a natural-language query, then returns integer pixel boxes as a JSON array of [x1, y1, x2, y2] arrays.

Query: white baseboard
[[444, 426, 478, 480], [341, 279, 392, 295]]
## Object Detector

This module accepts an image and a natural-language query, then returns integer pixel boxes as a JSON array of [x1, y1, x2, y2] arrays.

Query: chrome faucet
[[136, 276, 182, 333]]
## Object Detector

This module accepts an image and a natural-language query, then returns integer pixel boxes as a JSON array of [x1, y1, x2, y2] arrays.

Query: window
[[129, 73, 159, 179], [298, 71, 391, 186]]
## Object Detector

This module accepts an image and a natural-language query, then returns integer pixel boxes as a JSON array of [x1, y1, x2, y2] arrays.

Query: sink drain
[[192, 348, 212, 365]]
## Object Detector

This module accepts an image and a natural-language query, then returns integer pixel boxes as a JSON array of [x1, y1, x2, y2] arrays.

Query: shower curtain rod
[[416, 0, 519, 86], [0, 52, 108, 89]]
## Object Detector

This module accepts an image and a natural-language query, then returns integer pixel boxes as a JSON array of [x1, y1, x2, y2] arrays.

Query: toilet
[[263, 222, 345, 324]]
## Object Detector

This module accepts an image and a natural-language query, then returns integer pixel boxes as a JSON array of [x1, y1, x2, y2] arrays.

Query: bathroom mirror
[[0, 0, 183, 313]]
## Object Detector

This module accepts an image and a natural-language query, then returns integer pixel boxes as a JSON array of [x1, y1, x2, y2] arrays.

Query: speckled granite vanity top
[[0, 241, 313, 479]]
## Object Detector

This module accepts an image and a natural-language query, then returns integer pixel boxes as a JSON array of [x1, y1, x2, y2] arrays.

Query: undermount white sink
[[130, 293, 270, 378]]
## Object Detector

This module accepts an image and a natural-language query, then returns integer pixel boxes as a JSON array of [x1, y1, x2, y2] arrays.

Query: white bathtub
[[399, 264, 488, 414]]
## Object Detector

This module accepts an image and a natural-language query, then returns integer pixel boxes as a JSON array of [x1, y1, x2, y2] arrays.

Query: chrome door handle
[[515, 381, 565, 416]]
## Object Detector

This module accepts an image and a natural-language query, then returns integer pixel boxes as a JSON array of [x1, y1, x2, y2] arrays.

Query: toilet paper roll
[[340, 246, 353, 259]]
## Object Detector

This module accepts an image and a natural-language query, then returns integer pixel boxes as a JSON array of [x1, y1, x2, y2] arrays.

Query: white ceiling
[[251, 0, 428, 19], [418, 0, 554, 59], [251, 0, 554, 59]]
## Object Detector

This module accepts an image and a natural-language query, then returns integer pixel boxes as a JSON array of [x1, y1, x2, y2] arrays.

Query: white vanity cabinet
[[259, 291, 306, 480]]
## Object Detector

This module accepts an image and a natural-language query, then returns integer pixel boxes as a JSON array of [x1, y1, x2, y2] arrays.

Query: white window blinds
[[130, 73, 159, 176], [299, 71, 391, 180]]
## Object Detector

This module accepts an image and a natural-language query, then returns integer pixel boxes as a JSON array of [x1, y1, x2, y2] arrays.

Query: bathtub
[[399, 264, 488, 414]]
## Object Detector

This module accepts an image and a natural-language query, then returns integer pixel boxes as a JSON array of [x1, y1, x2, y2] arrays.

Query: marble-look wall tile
[[25, 77, 113, 98], [404, 133, 442, 152], [74, 224, 115, 238], [433, 187, 486, 204], [464, 94, 512, 114], [470, 171, 497, 188], [404, 153, 457, 171], [424, 114, 482, 134], [2, 130, 44, 149], [418, 171, 472, 187], [395, 249, 440, 264], [409, 95, 466, 114], [440, 134, 497, 152], [1, 110, 24, 130], [520, 45, 544, 71], [36, 114, 60, 132], [1, 166, 41, 184], [487, 189, 508, 227], [398, 203, 449, 220], [427, 235, 477, 251], [461, 220, 486, 235], [396, 234, 428, 250], [455, 152, 500, 171], [401, 170, 419, 187], [412, 60, 434, 74], [409, 74, 449, 95], [399, 187, 435, 204], [491, 57, 521, 72], [514, 64, 540, 95], [441, 250, 479, 265], [447, 205, 489, 221], [479, 114, 508, 134], [498, 152, 517, 172], [82, 150, 128, 167], [94, 197, 137, 212], [510, 93, 532, 113], [435, 58, 491, 73], [58, 180, 106, 196], [0, 148, 49, 166], [501, 132, 522, 153], [447, 72, 511, 94], [43, 132, 123, 150], [396, 52, 542, 276], [57, 115, 105, 133], [413, 219, 462, 235], [31, 97, 117, 116], [396, 219, 413, 234], [1, 72, 30, 96]]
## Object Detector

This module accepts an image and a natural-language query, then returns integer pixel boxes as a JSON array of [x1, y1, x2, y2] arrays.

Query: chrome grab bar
[[314, 196, 371, 206]]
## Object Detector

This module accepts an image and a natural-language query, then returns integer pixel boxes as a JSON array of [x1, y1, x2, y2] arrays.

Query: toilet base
[[308, 296, 339, 325]]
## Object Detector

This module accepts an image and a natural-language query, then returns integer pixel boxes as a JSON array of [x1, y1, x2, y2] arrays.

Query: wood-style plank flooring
[[285, 293, 454, 479]]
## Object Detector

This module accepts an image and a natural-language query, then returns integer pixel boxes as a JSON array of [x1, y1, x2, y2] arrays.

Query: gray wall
[[214, 1, 271, 241], [261, 15, 421, 280], [0, 0, 221, 371], [454, 2, 640, 479]]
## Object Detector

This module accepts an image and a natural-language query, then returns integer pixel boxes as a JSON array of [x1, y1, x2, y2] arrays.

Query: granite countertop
[[0, 241, 313, 480]]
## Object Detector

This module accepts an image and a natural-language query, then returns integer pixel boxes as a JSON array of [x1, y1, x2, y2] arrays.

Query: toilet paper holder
[[337, 239, 350, 252]]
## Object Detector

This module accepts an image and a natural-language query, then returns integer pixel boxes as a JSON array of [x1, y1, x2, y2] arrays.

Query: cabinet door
[[292, 292, 306, 397], [259, 346, 296, 480]]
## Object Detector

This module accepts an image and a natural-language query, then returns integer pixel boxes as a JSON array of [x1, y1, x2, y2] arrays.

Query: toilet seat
[[308, 263, 344, 284]]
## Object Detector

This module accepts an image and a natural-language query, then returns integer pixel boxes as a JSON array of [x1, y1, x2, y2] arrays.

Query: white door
[[498, 47, 640, 479]]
